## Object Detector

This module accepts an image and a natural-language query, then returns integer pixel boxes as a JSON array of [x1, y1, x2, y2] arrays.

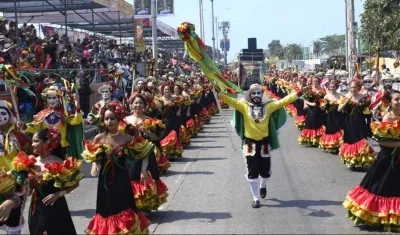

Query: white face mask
[[250, 89, 263, 104], [101, 88, 111, 100], [47, 94, 59, 108], [137, 81, 144, 88], [0, 109, 10, 126]]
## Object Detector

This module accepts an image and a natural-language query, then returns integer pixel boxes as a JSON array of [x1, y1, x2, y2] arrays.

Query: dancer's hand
[[0, 200, 13, 222], [91, 162, 99, 177], [141, 171, 150, 182], [42, 193, 60, 206], [300, 86, 312, 94]]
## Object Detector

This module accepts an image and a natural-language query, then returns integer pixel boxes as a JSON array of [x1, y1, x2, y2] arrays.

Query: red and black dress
[[82, 140, 151, 234], [338, 95, 375, 169], [298, 90, 326, 147], [343, 120, 400, 231]]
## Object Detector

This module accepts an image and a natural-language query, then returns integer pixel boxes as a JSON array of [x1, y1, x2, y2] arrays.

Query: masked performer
[[219, 83, 310, 208], [87, 84, 119, 133], [0, 101, 31, 235], [18, 86, 83, 158]]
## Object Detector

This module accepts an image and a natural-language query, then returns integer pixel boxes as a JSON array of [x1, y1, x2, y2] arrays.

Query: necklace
[[108, 131, 120, 137]]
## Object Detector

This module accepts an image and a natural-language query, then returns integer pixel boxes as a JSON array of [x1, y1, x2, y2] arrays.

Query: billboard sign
[[220, 38, 230, 51]]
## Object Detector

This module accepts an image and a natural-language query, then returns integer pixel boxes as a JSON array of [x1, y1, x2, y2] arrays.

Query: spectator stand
[[1, 0, 134, 119]]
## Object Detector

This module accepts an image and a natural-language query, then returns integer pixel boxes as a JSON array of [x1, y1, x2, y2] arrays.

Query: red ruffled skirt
[[131, 177, 168, 211], [343, 185, 400, 231], [339, 138, 376, 168], [207, 103, 219, 115], [179, 125, 191, 147], [298, 126, 325, 147], [295, 115, 306, 130], [319, 129, 343, 153], [86, 209, 149, 235], [186, 118, 199, 137], [154, 146, 170, 173], [160, 130, 184, 159]]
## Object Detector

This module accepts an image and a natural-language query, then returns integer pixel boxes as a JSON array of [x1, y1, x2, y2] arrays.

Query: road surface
[[17, 108, 388, 234]]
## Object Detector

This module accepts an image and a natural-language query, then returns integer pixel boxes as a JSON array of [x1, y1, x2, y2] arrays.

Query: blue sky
[[132, 0, 364, 61]]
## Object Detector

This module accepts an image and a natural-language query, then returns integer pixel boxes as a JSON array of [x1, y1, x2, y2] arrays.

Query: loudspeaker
[[248, 38, 257, 50]]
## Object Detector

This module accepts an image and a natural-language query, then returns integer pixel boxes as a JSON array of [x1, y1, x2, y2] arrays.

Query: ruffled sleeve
[[319, 98, 328, 109], [81, 140, 112, 163], [126, 136, 155, 160], [10, 152, 37, 185], [370, 120, 400, 141], [0, 168, 16, 204], [42, 157, 84, 189], [142, 118, 166, 139]]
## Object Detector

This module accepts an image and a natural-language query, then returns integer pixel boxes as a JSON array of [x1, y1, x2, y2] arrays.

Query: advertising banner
[[133, 19, 146, 52], [134, 0, 174, 17], [157, 0, 174, 16], [220, 38, 230, 51], [134, 0, 151, 17]]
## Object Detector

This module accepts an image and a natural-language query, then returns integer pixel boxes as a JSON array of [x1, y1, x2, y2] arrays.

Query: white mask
[[101, 88, 111, 100], [0, 109, 10, 126], [47, 94, 59, 108], [137, 81, 144, 88], [250, 89, 263, 104]]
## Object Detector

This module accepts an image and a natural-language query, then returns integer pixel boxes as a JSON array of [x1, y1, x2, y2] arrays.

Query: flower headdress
[[45, 127, 61, 153]]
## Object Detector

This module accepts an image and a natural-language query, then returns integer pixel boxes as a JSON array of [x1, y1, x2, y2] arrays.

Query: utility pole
[[215, 17, 219, 64], [345, 0, 349, 71], [346, 0, 357, 77], [211, 0, 216, 61], [151, 0, 158, 63], [199, 0, 204, 39]]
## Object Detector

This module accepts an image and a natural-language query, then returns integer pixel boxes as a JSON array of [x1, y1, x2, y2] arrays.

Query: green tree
[[312, 40, 323, 58], [283, 44, 302, 62], [319, 34, 345, 56], [360, 0, 400, 51], [268, 40, 284, 59]]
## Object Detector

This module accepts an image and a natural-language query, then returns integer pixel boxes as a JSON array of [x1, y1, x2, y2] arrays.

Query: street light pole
[[215, 17, 219, 64], [151, 0, 158, 62], [199, 0, 204, 39], [211, 0, 216, 61]]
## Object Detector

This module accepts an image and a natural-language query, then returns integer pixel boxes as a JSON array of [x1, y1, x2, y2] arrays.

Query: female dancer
[[298, 77, 326, 147], [319, 80, 344, 153], [338, 79, 375, 169], [173, 84, 191, 147], [123, 94, 169, 211], [157, 81, 184, 160], [343, 90, 400, 231], [82, 101, 151, 234], [11, 128, 83, 235]]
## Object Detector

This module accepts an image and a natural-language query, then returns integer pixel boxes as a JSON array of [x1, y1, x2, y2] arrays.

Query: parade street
[[18, 108, 384, 234]]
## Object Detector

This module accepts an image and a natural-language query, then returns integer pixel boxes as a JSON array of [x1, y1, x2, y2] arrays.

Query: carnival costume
[[10, 149, 84, 234], [0, 101, 31, 234], [220, 84, 302, 208], [298, 89, 326, 147], [343, 119, 400, 231], [87, 84, 120, 133], [21, 86, 84, 158], [338, 93, 375, 169], [121, 118, 169, 211]]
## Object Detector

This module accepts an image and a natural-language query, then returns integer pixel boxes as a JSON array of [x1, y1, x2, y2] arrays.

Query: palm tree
[[319, 34, 346, 56], [312, 40, 323, 58]]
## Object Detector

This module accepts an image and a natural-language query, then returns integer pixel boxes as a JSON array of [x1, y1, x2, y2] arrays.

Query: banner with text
[[134, 0, 174, 17], [134, 0, 151, 17], [133, 19, 146, 52], [157, 0, 174, 16]]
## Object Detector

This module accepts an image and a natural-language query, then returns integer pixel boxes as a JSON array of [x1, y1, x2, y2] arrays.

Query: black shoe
[[260, 187, 267, 199], [252, 200, 260, 208]]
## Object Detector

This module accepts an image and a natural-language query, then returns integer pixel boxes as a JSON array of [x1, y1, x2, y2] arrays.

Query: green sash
[[233, 101, 287, 150]]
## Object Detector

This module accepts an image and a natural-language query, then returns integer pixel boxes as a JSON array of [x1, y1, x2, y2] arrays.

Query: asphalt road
[[15, 108, 389, 234]]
